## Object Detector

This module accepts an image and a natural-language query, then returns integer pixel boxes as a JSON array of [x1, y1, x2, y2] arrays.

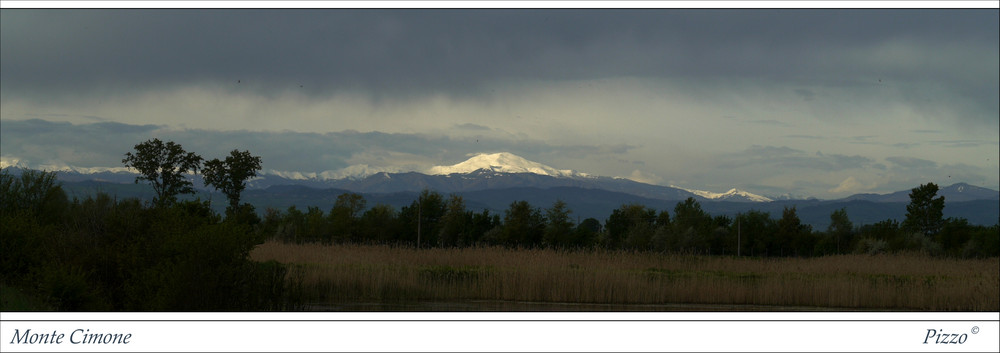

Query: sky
[[1, 8, 998, 199]]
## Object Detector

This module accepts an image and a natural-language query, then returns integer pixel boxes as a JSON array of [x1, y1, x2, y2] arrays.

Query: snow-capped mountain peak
[[671, 185, 774, 202], [427, 152, 586, 178]]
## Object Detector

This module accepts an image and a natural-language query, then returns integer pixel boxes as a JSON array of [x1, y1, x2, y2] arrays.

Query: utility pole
[[417, 196, 421, 249], [737, 217, 741, 257]]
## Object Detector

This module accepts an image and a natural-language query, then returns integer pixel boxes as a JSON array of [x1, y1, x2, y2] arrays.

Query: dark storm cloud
[[25, 113, 107, 122], [1, 118, 157, 137], [2, 9, 997, 112]]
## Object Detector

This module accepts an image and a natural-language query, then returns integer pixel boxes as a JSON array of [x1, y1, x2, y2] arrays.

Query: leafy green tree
[[501, 200, 545, 247], [543, 200, 574, 248], [399, 190, 446, 247], [469, 209, 501, 246], [329, 193, 366, 243], [0, 168, 68, 223], [277, 206, 306, 243], [122, 138, 203, 206], [775, 206, 813, 257], [573, 217, 601, 248], [650, 211, 673, 252], [935, 217, 973, 256], [202, 149, 262, 213], [656, 210, 673, 229], [604, 204, 656, 250], [827, 208, 854, 254], [438, 195, 469, 247], [708, 215, 732, 256], [903, 183, 945, 237], [734, 210, 776, 257], [962, 224, 999, 258], [303, 206, 329, 243], [465, 209, 502, 245], [672, 198, 710, 235], [671, 198, 711, 253], [360, 204, 399, 243]]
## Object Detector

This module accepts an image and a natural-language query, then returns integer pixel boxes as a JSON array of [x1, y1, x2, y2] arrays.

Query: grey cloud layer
[[3, 9, 997, 121], [0, 119, 634, 173], [3, 119, 997, 197], [720, 145, 876, 171]]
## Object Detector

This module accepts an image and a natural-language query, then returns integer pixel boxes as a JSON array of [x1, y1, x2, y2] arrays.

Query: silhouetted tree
[[671, 198, 711, 253], [0, 168, 67, 223], [776, 206, 812, 256], [827, 208, 854, 254], [303, 206, 329, 243], [122, 138, 202, 206], [962, 224, 1000, 258], [469, 209, 501, 245], [605, 204, 656, 250], [543, 200, 574, 248], [399, 190, 445, 247], [672, 198, 709, 234], [708, 215, 732, 256], [202, 149, 262, 213], [438, 195, 469, 247], [329, 193, 366, 243], [734, 210, 776, 257], [903, 183, 945, 237], [501, 200, 545, 247], [360, 204, 398, 243], [573, 217, 602, 248], [936, 217, 973, 256]]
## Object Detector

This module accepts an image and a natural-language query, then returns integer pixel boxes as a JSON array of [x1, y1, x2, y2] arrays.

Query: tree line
[[259, 184, 997, 258]]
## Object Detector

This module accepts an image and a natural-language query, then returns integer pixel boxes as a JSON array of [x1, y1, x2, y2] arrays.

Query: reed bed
[[250, 241, 999, 311]]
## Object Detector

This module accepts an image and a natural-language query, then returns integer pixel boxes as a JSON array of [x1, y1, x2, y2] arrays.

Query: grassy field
[[250, 241, 999, 311]]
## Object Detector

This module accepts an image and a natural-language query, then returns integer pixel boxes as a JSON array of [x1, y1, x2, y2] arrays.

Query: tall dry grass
[[250, 241, 999, 311]]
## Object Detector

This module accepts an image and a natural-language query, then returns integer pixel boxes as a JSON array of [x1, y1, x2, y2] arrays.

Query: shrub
[[854, 237, 888, 255]]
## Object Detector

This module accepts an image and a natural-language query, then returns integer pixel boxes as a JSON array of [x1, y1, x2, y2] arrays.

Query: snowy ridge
[[263, 164, 402, 181], [427, 152, 587, 178], [671, 185, 774, 202], [1, 157, 132, 174]]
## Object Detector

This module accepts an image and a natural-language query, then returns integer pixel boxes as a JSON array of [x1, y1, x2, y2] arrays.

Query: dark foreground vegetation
[[2, 140, 299, 311], [1, 169, 300, 311], [2, 139, 997, 311]]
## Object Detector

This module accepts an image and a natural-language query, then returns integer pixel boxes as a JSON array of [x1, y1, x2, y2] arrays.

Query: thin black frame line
[[3, 319, 996, 322]]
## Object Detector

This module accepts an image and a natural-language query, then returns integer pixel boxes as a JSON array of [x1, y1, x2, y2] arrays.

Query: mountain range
[[4, 152, 998, 228]]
